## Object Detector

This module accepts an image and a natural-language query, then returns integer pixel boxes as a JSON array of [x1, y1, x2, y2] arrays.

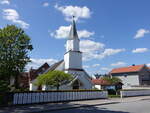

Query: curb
[[29, 102, 120, 113]]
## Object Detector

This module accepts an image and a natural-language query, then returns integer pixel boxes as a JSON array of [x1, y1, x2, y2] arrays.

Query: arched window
[[72, 80, 80, 89]]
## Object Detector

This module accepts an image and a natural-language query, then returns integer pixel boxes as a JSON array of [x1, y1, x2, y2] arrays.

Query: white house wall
[[94, 85, 101, 90], [117, 75, 139, 89]]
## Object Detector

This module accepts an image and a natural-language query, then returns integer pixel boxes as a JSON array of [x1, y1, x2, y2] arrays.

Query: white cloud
[[54, 4, 91, 21], [0, 0, 10, 5], [26, 58, 58, 70], [43, 2, 49, 7], [92, 64, 100, 67], [83, 65, 90, 69], [132, 48, 149, 53], [97, 48, 125, 59], [100, 67, 111, 71], [50, 25, 94, 39], [80, 40, 104, 61], [134, 28, 150, 39], [100, 67, 112, 74], [80, 40, 125, 61], [3, 9, 29, 29], [111, 61, 126, 67], [78, 30, 94, 38], [147, 63, 150, 67]]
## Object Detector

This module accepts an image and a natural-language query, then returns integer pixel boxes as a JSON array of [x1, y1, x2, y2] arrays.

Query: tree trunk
[[56, 85, 59, 90]]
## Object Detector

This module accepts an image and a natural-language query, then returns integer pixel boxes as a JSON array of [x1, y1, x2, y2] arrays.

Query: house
[[18, 63, 50, 90], [29, 17, 93, 91], [92, 78, 122, 90], [18, 72, 30, 89], [109, 64, 150, 89]]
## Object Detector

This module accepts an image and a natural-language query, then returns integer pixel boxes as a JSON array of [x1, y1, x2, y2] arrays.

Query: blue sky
[[0, 0, 150, 75]]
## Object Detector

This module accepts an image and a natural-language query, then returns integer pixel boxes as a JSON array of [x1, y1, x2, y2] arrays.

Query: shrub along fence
[[0, 90, 108, 106], [120, 89, 150, 98]]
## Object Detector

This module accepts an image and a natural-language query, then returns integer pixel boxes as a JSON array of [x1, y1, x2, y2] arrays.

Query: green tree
[[0, 25, 33, 91], [94, 73, 108, 79], [101, 76, 122, 84], [36, 70, 73, 90]]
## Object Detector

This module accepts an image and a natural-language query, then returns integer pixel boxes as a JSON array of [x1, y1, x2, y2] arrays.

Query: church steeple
[[64, 16, 82, 70], [68, 16, 79, 40], [66, 16, 80, 52]]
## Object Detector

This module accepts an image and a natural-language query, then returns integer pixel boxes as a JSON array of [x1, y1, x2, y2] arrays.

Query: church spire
[[68, 16, 78, 40]]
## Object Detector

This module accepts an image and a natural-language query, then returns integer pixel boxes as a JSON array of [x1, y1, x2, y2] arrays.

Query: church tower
[[64, 17, 82, 71]]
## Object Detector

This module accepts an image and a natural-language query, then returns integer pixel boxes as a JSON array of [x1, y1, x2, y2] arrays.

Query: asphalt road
[[47, 98, 150, 113]]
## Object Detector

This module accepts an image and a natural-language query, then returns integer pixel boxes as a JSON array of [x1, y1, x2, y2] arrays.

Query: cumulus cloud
[[80, 40, 125, 61], [132, 48, 149, 53], [3, 9, 29, 29], [134, 28, 150, 39], [147, 63, 150, 67], [50, 25, 94, 39], [80, 40, 104, 61], [54, 4, 91, 21], [111, 61, 126, 67], [43, 2, 49, 7], [0, 0, 10, 5], [26, 58, 58, 70], [98, 48, 125, 59]]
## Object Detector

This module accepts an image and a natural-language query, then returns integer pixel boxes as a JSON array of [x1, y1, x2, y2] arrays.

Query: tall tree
[[36, 71, 73, 90], [0, 25, 33, 91]]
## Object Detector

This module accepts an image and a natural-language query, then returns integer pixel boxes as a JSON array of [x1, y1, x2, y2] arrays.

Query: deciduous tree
[[36, 71, 73, 90], [0, 25, 33, 91]]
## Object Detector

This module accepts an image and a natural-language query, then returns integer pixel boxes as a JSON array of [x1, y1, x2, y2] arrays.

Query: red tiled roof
[[91, 79, 110, 85], [110, 64, 145, 74]]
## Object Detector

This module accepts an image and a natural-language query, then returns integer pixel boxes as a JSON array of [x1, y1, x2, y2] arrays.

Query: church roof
[[110, 64, 145, 74], [45, 60, 64, 72], [68, 17, 79, 40]]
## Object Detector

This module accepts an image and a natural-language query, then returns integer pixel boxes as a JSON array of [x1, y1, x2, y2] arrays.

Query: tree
[[36, 70, 73, 90], [101, 76, 122, 84], [94, 73, 108, 79], [0, 25, 33, 91]]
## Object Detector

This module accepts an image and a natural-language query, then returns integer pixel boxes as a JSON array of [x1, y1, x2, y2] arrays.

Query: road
[[47, 98, 150, 113]]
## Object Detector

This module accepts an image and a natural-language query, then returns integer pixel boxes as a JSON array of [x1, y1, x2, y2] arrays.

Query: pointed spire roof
[[68, 16, 79, 40]]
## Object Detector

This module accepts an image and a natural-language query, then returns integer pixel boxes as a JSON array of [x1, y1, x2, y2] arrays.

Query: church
[[29, 17, 93, 91]]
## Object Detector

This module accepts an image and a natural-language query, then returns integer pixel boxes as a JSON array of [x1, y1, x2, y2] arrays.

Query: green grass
[[108, 95, 120, 98]]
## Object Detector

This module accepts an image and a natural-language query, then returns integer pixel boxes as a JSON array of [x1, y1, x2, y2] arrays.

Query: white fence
[[120, 89, 150, 98], [13, 90, 108, 105]]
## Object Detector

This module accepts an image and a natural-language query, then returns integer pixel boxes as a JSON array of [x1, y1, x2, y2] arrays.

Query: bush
[[107, 89, 116, 95]]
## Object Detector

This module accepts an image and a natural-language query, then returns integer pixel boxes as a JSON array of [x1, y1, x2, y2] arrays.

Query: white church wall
[[66, 39, 79, 51], [64, 51, 82, 69], [66, 40, 73, 51], [73, 39, 79, 51], [67, 70, 93, 89]]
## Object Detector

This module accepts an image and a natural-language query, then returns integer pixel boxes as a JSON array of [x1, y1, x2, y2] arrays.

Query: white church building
[[30, 18, 93, 91]]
